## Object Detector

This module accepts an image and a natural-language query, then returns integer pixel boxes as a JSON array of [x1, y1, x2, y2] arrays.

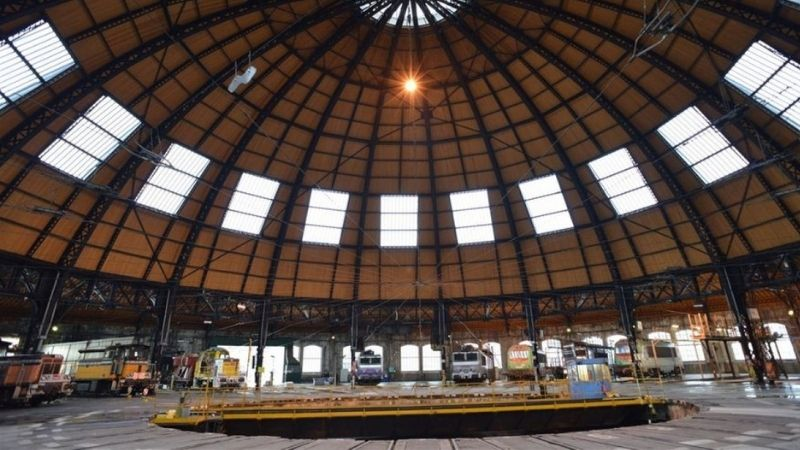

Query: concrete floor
[[0, 380, 799, 449]]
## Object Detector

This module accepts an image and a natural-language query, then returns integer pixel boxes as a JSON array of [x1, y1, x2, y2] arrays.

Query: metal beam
[[421, 1, 534, 302], [49, 0, 347, 270], [501, 0, 800, 187], [21, 268, 63, 353], [0, 0, 66, 27], [442, 2, 656, 278], [720, 264, 767, 383], [168, 0, 368, 285], [150, 287, 174, 365], [255, 0, 395, 387], [686, 0, 800, 48], [349, 0, 405, 347], [4, 244, 800, 332], [0, 1, 281, 163], [615, 285, 639, 371], [478, 2, 736, 263]]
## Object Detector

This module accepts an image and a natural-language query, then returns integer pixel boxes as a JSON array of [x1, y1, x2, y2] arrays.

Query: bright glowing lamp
[[404, 78, 418, 93]]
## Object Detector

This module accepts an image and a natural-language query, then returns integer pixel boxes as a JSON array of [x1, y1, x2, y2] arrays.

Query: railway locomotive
[[193, 347, 244, 388], [504, 343, 547, 380], [0, 353, 71, 405], [72, 344, 155, 395], [355, 350, 384, 384], [451, 344, 496, 383], [612, 338, 683, 378]]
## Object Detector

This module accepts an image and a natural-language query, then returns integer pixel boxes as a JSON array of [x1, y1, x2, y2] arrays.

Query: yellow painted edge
[[152, 397, 663, 426]]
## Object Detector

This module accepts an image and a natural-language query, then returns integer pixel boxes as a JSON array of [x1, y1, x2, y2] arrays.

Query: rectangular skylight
[[657, 106, 749, 184], [303, 188, 350, 245], [135, 143, 210, 215], [588, 148, 658, 216], [725, 40, 800, 131], [450, 189, 494, 245], [221, 173, 280, 235], [0, 20, 75, 109], [39, 95, 141, 180], [518, 174, 574, 234], [380, 195, 418, 247]]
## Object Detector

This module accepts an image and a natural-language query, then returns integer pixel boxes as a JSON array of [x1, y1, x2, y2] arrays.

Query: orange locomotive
[[72, 344, 155, 395], [0, 354, 71, 405]]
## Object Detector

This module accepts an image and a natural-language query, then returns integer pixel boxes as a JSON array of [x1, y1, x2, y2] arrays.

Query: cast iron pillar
[[22, 269, 64, 353], [523, 296, 540, 368], [350, 303, 362, 352], [431, 302, 449, 378], [255, 298, 271, 389], [616, 286, 640, 373], [349, 303, 362, 382], [720, 265, 766, 384], [523, 296, 543, 390], [151, 288, 175, 370]]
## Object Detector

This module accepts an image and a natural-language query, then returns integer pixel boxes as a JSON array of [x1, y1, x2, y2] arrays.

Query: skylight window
[[221, 173, 280, 235], [725, 40, 800, 131], [303, 189, 350, 245], [380, 195, 418, 247], [39, 96, 140, 180], [519, 175, 574, 234], [588, 148, 658, 216], [0, 20, 75, 109], [135, 143, 210, 215], [450, 189, 494, 245], [360, 1, 459, 27], [657, 106, 749, 184]]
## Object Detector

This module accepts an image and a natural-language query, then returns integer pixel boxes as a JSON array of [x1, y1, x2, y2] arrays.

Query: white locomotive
[[451, 344, 495, 382]]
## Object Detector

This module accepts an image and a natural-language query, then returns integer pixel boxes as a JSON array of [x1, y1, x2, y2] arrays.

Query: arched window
[[765, 323, 797, 360], [583, 336, 603, 346], [731, 342, 746, 361], [607, 335, 627, 348], [292, 345, 300, 360], [400, 344, 419, 372], [647, 331, 672, 342], [365, 345, 383, 356], [302, 345, 322, 373], [541, 339, 563, 367], [341, 345, 359, 371], [728, 328, 747, 361], [422, 345, 441, 371], [482, 342, 503, 369], [675, 329, 705, 362]]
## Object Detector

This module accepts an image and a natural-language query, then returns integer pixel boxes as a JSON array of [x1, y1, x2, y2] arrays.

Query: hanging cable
[[630, 0, 700, 61]]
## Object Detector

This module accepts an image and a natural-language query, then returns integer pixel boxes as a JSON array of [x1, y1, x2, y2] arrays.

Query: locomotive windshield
[[645, 345, 677, 358], [453, 352, 478, 362], [359, 356, 381, 365]]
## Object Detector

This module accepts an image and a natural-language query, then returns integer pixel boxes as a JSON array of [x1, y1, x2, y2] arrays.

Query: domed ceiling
[[0, 0, 799, 304]]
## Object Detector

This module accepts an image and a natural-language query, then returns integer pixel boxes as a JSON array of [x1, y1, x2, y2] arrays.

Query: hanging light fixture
[[227, 65, 257, 93], [404, 77, 418, 93]]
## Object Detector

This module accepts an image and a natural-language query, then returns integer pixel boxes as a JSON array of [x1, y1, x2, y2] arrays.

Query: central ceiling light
[[360, 0, 462, 28], [404, 78, 418, 93]]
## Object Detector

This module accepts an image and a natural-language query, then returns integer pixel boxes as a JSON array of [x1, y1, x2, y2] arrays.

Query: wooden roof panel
[[0, 0, 797, 300]]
